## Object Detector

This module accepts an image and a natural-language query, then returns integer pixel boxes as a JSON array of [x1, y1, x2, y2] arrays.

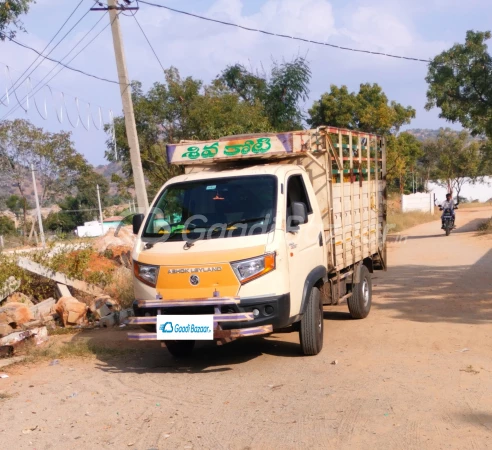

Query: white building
[[428, 177, 492, 203]]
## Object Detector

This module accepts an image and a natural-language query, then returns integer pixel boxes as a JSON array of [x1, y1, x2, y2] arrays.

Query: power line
[[1, 13, 112, 120], [132, 12, 165, 71], [0, 33, 125, 85], [0, 0, 91, 105], [139, 0, 432, 63], [1, 0, 86, 104]]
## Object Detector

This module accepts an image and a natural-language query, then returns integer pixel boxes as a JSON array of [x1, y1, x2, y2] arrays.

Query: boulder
[[55, 297, 88, 327], [0, 323, 14, 338], [0, 302, 34, 328], [6, 292, 34, 307], [89, 296, 112, 319], [30, 298, 56, 321]]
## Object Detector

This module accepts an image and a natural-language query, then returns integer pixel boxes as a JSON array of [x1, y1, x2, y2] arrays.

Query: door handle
[[318, 231, 323, 247]]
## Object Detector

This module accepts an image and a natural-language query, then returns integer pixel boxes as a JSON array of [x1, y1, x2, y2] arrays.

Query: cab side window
[[286, 174, 312, 222]]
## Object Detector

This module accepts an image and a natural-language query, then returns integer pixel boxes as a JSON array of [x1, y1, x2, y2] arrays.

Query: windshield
[[142, 175, 277, 242]]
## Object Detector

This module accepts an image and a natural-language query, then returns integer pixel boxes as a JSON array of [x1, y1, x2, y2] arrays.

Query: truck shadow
[[68, 329, 305, 375], [374, 248, 492, 324]]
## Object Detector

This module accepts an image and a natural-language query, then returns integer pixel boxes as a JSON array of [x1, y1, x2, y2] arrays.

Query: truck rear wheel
[[299, 286, 323, 355], [164, 340, 195, 358], [348, 265, 372, 319]]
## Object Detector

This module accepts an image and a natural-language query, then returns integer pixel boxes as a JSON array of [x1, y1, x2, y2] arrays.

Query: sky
[[0, 0, 491, 166]]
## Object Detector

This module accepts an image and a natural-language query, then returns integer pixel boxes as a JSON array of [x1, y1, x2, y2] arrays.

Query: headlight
[[231, 253, 275, 284], [133, 261, 160, 287]]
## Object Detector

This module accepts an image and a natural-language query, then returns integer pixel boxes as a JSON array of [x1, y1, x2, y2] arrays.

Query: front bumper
[[128, 294, 290, 343]]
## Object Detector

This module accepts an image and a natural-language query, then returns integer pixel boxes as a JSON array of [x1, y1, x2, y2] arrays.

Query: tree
[[386, 133, 423, 194], [0, 119, 91, 205], [0, 119, 96, 241], [426, 31, 492, 139], [423, 129, 487, 198], [220, 56, 311, 131], [0, 216, 15, 235], [106, 68, 271, 195], [0, 0, 34, 40], [308, 83, 415, 134]]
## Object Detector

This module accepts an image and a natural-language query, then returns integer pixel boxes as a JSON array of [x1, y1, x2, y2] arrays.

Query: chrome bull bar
[[127, 297, 273, 345]]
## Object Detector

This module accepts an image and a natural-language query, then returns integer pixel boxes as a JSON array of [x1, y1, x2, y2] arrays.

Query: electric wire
[[2, 13, 113, 120], [139, 0, 432, 63], [132, 12, 165, 71], [0, 0, 86, 104], [1, 1, 96, 106], [0, 33, 124, 85]]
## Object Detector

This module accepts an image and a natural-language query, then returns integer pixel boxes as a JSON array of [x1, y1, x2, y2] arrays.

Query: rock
[[55, 284, 71, 300], [55, 297, 88, 327], [0, 302, 34, 328], [34, 326, 48, 345], [0, 323, 14, 338], [89, 296, 112, 319], [21, 320, 43, 330], [99, 313, 116, 328], [0, 327, 46, 346], [116, 308, 133, 324], [6, 292, 34, 307], [30, 298, 56, 321]]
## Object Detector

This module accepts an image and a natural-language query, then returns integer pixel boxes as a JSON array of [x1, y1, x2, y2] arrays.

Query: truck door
[[285, 172, 326, 315]]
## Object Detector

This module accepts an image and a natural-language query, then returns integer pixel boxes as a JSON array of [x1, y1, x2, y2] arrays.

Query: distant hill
[[405, 129, 442, 141]]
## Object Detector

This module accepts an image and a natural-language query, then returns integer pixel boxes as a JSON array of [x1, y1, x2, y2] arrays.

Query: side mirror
[[132, 214, 144, 235], [288, 202, 308, 231]]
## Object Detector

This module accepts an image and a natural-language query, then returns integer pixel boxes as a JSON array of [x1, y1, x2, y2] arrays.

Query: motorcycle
[[440, 206, 458, 236]]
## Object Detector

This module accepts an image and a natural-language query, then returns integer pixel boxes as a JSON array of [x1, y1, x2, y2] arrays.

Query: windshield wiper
[[210, 216, 266, 236]]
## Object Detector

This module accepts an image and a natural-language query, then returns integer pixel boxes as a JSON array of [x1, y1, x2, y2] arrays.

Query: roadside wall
[[401, 193, 434, 214]]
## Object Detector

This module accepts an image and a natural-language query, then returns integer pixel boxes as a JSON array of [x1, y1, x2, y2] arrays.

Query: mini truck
[[128, 127, 387, 356]]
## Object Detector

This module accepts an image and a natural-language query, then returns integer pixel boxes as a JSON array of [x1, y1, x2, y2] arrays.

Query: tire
[[299, 286, 324, 356], [445, 226, 451, 236], [164, 340, 195, 358], [348, 265, 372, 319]]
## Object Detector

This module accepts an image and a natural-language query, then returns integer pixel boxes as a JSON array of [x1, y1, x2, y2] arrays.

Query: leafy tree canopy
[[386, 132, 423, 193], [0, 0, 34, 40], [426, 31, 492, 139], [106, 67, 272, 195], [220, 56, 311, 131], [422, 128, 488, 197], [308, 83, 415, 135]]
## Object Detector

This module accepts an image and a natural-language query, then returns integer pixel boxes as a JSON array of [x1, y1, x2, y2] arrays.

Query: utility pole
[[31, 164, 46, 248], [104, 0, 149, 212], [96, 184, 105, 236]]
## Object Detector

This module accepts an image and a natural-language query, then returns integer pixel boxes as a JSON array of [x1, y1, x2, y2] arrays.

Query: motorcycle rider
[[439, 193, 458, 229]]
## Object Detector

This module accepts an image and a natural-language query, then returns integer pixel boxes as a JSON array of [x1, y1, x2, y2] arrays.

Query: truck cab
[[129, 129, 386, 356]]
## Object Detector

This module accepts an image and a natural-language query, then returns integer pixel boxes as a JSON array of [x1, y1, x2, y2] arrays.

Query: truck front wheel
[[299, 286, 324, 355], [164, 340, 195, 358], [348, 265, 372, 319]]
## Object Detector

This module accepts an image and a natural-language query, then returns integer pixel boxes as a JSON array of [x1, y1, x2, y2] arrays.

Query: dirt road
[[1, 208, 492, 450]]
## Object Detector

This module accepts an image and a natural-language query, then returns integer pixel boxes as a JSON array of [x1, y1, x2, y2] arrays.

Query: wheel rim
[[362, 279, 370, 307]]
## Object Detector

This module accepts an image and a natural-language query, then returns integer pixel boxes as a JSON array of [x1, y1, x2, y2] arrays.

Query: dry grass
[[19, 336, 135, 364], [477, 219, 492, 234], [459, 201, 492, 209], [104, 266, 134, 309], [387, 210, 437, 233], [0, 392, 13, 401]]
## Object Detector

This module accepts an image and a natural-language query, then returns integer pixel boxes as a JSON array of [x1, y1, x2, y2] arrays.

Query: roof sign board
[[166, 132, 305, 165]]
